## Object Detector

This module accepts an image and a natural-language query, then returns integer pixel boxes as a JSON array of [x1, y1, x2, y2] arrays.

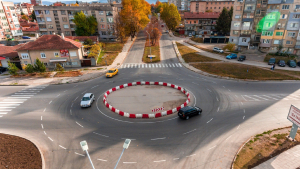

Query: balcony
[[240, 34, 251, 37], [245, 0, 256, 4], [69, 15, 74, 19], [71, 28, 75, 31], [267, 9, 279, 13], [69, 21, 74, 24], [242, 18, 254, 22]]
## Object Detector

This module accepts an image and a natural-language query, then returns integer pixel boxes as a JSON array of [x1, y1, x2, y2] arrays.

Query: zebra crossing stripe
[[142, 64, 144, 68], [253, 95, 268, 100], [145, 64, 147, 68], [262, 95, 278, 100], [159, 64, 161, 68], [156, 64, 158, 68], [166, 64, 168, 67], [172, 64, 175, 67], [178, 63, 182, 67], [138, 64, 140, 68], [169, 64, 172, 67], [162, 64, 165, 67]]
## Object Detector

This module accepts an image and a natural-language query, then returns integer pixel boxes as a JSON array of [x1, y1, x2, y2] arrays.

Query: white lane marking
[[0, 110, 11, 111], [48, 137, 53, 142], [0, 112, 7, 114], [56, 94, 61, 97], [123, 162, 137, 164], [253, 95, 268, 100], [208, 145, 216, 150], [192, 82, 198, 85], [138, 64, 140, 68], [41, 124, 43, 129], [0, 107, 15, 108], [243, 116, 245, 120], [207, 118, 213, 123], [121, 138, 136, 140], [240, 102, 243, 105], [207, 89, 212, 92], [165, 64, 168, 67], [151, 137, 166, 140], [186, 154, 196, 157], [70, 109, 72, 115], [225, 135, 232, 141], [145, 64, 147, 68], [142, 64, 144, 68], [14, 93, 37, 95], [237, 125, 240, 130], [262, 95, 278, 100], [173, 158, 179, 160], [235, 95, 238, 98], [44, 131, 46, 135], [97, 159, 107, 162], [49, 101, 52, 104], [59, 145, 66, 149], [228, 89, 231, 92], [172, 63, 175, 67], [71, 103, 74, 107], [43, 108, 46, 112], [18, 91, 39, 92], [81, 90, 87, 94], [217, 107, 219, 112], [216, 97, 219, 101], [154, 160, 166, 163], [0, 104, 20, 106], [41, 116, 42, 120], [183, 129, 196, 135], [243, 109, 245, 113], [178, 63, 182, 67], [75, 152, 85, 156], [162, 64, 165, 67], [93, 132, 109, 137], [169, 64, 172, 67], [159, 64, 161, 68], [243, 95, 260, 101], [74, 96, 79, 101], [76, 121, 84, 128], [0, 102, 23, 103], [23, 89, 43, 90], [222, 86, 225, 88], [11, 95, 34, 97], [4, 98, 27, 101], [202, 78, 207, 80]]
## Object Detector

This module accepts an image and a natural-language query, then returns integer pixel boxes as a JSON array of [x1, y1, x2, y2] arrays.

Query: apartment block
[[168, 0, 191, 11], [31, 0, 42, 6], [190, 0, 234, 13], [230, 0, 300, 54], [0, 1, 22, 39], [184, 12, 219, 35], [15, 3, 34, 16], [33, 4, 118, 40]]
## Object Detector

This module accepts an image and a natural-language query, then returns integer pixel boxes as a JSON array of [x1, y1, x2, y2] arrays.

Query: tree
[[74, 11, 98, 36], [25, 64, 34, 73], [84, 38, 94, 46], [223, 43, 235, 52], [7, 61, 19, 75], [160, 3, 181, 31], [21, 15, 29, 21], [70, 3, 79, 6], [115, 13, 126, 43], [76, 0, 79, 4], [54, 63, 64, 72], [215, 8, 231, 35], [228, 7, 233, 21], [33, 58, 46, 72], [29, 10, 36, 21], [21, 11, 25, 15]]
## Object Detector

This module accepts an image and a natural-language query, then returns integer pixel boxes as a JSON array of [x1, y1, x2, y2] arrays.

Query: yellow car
[[106, 68, 118, 78]]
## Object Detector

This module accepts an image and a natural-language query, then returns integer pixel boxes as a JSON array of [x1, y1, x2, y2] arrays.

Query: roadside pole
[[287, 105, 300, 141]]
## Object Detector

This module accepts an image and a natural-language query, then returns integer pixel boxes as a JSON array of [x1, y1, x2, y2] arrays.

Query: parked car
[[178, 106, 202, 120], [161, 25, 164, 27], [22, 36, 31, 39], [238, 55, 246, 61], [268, 58, 276, 65], [80, 93, 95, 108], [297, 61, 300, 67], [106, 68, 118, 78], [213, 47, 224, 53], [287, 60, 297, 68], [165, 30, 169, 33], [226, 53, 237, 59], [277, 60, 286, 67], [0, 67, 8, 74]]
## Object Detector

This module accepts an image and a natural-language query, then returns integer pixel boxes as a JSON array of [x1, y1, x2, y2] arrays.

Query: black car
[[297, 61, 300, 67], [277, 60, 286, 67], [178, 106, 202, 120], [238, 55, 246, 61], [287, 60, 297, 68], [268, 58, 276, 65], [0, 67, 8, 74]]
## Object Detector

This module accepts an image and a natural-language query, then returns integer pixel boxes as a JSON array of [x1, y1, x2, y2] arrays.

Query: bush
[[33, 58, 46, 72], [7, 61, 19, 75], [54, 63, 64, 72], [223, 43, 235, 52], [25, 64, 34, 73], [83, 38, 93, 46]]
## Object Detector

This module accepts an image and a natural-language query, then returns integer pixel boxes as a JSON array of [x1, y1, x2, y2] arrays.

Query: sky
[[12, 0, 167, 4]]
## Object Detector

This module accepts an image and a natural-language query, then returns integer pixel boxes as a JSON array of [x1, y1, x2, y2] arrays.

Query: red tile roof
[[184, 12, 220, 19], [0, 44, 24, 58], [16, 35, 82, 51], [65, 36, 98, 42]]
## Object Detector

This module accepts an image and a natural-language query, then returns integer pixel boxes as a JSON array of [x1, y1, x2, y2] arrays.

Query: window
[[290, 23, 299, 28], [61, 10, 66, 15], [282, 5, 289, 9], [62, 17, 67, 22], [227, 7, 229, 9], [65, 31, 70, 36], [273, 40, 281, 44], [214, 7, 216, 9], [21, 53, 29, 59], [246, 5, 253, 10], [48, 24, 53, 29], [100, 18, 104, 22], [236, 6, 242, 11], [235, 15, 241, 18], [206, 7, 208, 9], [210, 7, 212, 9], [256, 10, 260, 14], [44, 63, 48, 66], [233, 31, 239, 35], [40, 53, 46, 58], [234, 22, 240, 27], [44, 10, 50, 14], [194, 21, 196, 24], [296, 5, 300, 9], [63, 24, 69, 28], [70, 51, 77, 57], [39, 24, 46, 29], [101, 24, 105, 29], [54, 52, 59, 57], [288, 32, 296, 37], [6, 13, 10, 16], [46, 17, 51, 22], [275, 32, 283, 36], [106, 11, 113, 16], [102, 31, 106, 35], [286, 41, 292, 44], [243, 22, 250, 27], [262, 39, 270, 43], [293, 14, 300, 18], [99, 11, 104, 15], [219, 7, 221, 9], [281, 14, 287, 19], [262, 31, 273, 36], [242, 38, 247, 42]]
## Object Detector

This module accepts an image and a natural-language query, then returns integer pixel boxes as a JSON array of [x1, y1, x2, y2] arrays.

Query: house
[[19, 19, 39, 35], [0, 44, 23, 69], [65, 36, 99, 44], [16, 34, 85, 68]]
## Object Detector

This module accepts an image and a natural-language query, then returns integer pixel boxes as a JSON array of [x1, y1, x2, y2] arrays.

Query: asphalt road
[[0, 32, 300, 169]]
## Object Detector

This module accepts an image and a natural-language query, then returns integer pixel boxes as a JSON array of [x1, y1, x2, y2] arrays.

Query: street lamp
[[145, 30, 153, 55], [114, 139, 131, 169], [80, 140, 95, 169]]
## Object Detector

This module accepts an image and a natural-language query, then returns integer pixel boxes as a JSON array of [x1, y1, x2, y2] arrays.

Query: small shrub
[[249, 140, 254, 143], [223, 43, 236, 52], [83, 38, 94, 46], [25, 64, 34, 73], [249, 147, 253, 150], [255, 134, 263, 137], [54, 63, 64, 72], [33, 58, 46, 72], [7, 61, 19, 75]]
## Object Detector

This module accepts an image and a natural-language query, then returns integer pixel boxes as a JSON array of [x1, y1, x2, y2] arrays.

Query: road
[[0, 31, 300, 169]]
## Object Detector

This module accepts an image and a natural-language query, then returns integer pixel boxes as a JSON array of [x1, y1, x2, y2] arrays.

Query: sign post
[[287, 105, 300, 140]]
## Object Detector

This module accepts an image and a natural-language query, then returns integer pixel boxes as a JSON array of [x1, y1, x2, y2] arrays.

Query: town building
[[19, 19, 39, 35], [33, 3, 118, 40], [0, 1, 23, 39], [15, 3, 34, 16], [31, 0, 42, 6], [16, 34, 84, 68], [190, 0, 234, 13], [0, 43, 22, 68]]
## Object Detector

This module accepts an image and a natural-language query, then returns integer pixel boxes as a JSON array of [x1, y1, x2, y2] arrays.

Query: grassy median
[[143, 39, 160, 63], [176, 42, 220, 62]]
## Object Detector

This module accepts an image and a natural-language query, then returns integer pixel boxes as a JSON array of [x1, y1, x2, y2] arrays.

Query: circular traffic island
[[103, 82, 191, 118]]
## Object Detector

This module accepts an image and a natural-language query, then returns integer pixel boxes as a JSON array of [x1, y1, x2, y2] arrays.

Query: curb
[[231, 137, 252, 169], [103, 81, 190, 118]]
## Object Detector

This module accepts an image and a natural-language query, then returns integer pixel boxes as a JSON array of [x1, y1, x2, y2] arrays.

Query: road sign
[[287, 105, 300, 140]]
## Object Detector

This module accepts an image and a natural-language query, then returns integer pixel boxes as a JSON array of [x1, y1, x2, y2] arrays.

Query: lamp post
[[80, 140, 95, 169], [145, 29, 153, 55], [114, 139, 131, 169]]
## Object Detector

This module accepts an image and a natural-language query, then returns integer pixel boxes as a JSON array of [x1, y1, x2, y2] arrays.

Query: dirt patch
[[12, 72, 52, 78], [54, 71, 82, 77], [162, 98, 187, 110], [233, 127, 300, 169], [0, 133, 42, 169]]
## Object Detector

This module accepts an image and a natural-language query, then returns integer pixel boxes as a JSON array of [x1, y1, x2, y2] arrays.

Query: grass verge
[[54, 71, 82, 77], [186, 42, 229, 56], [143, 39, 160, 63], [264, 54, 297, 63], [190, 37, 203, 43], [176, 42, 220, 62], [191, 62, 299, 80], [233, 127, 300, 169]]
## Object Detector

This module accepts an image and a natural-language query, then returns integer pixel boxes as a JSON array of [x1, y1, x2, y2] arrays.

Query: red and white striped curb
[[103, 82, 190, 118]]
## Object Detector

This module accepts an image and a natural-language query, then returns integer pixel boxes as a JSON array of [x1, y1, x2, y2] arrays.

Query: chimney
[[61, 33, 64, 39], [35, 33, 39, 39]]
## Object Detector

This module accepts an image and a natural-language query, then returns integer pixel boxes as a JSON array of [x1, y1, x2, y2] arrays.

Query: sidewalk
[[0, 37, 136, 86], [254, 145, 300, 169]]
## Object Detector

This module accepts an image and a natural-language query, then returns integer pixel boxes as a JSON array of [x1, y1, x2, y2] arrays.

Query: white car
[[213, 47, 224, 53], [80, 93, 95, 108]]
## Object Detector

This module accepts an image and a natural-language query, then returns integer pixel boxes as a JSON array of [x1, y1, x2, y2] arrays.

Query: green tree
[[84, 38, 94, 46], [54, 63, 64, 72], [7, 61, 19, 75], [29, 10, 36, 21], [74, 11, 98, 36], [21, 11, 25, 15], [216, 8, 231, 35], [223, 43, 235, 52], [160, 3, 181, 31], [76, 0, 79, 4], [25, 64, 34, 73], [33, 58, 46, 72]]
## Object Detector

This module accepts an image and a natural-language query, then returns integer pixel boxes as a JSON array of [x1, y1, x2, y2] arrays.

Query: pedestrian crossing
[[119, 63, 182, 69], [0, 85, 48, 117], [242, 94, 300, 101]]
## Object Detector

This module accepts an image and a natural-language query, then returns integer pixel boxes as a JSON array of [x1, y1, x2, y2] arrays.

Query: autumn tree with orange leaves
[[145, 16, 162, 46], [120, 0, 151, 40]]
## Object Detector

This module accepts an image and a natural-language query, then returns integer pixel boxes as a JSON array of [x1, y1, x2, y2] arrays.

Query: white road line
[[271, 95, 289, 100], [183, 129, 196, 135], [208, 145, 216, 150], [81, 91, 87, 94], [207, 89, 212, 92], [70, 109, 72, 115], [162, 64, 165, 67], [217, 107, 219, 112], [0, 112, 7, 114], [145, 64, 147, 68], [0, 107, 15, 108], [18, 91, 39, 92], [43, 108, 46, 112], [97, 159, 107, 162], [225, 135, 232, 141], [0, 110, 11, 111], [237, 125, 240, 130], [11, 95, 33, 97], [121, 138, 136, 140], [186, 154, 196, 157], [243, 109, 245, 113], [262, 95, 278, 100], [138, 64, 140, 68], [0, 102, 23, 103], [142, 64, 144, 68], [41, 124, 43, 129], [169, 64, 171, 67], [44, 131, 46, 135], [49, 101, 52, 104], [41, 116, 42, 120], [243, 95, 260, 101], [253, 95, 268, 100], [56, 94, 61, 97], [76, 121, 84, 128], [123, 162, 136, 164], [159, 64, 161, 68], [75, 152, 85, 156], [173, 158, 179, 160], [14, 92, 36, 94], [71, 103, 73, 107], [151, 137, 166, 140], [48, 137, 53, 142], [243, 116, 245, 119], [154, 160, 166, 163], [207, 118, 213, 123], [93, 132, 109, 137], [192, 82, 198, 85], [228, 89, 231, 92], [59, 145, 66, 149], [216, 97, 219, 101], [165, 64, 168, 67], [241, 102, 243, 105], [0, 104, 20, 106], [172, 63, 175, 67]]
